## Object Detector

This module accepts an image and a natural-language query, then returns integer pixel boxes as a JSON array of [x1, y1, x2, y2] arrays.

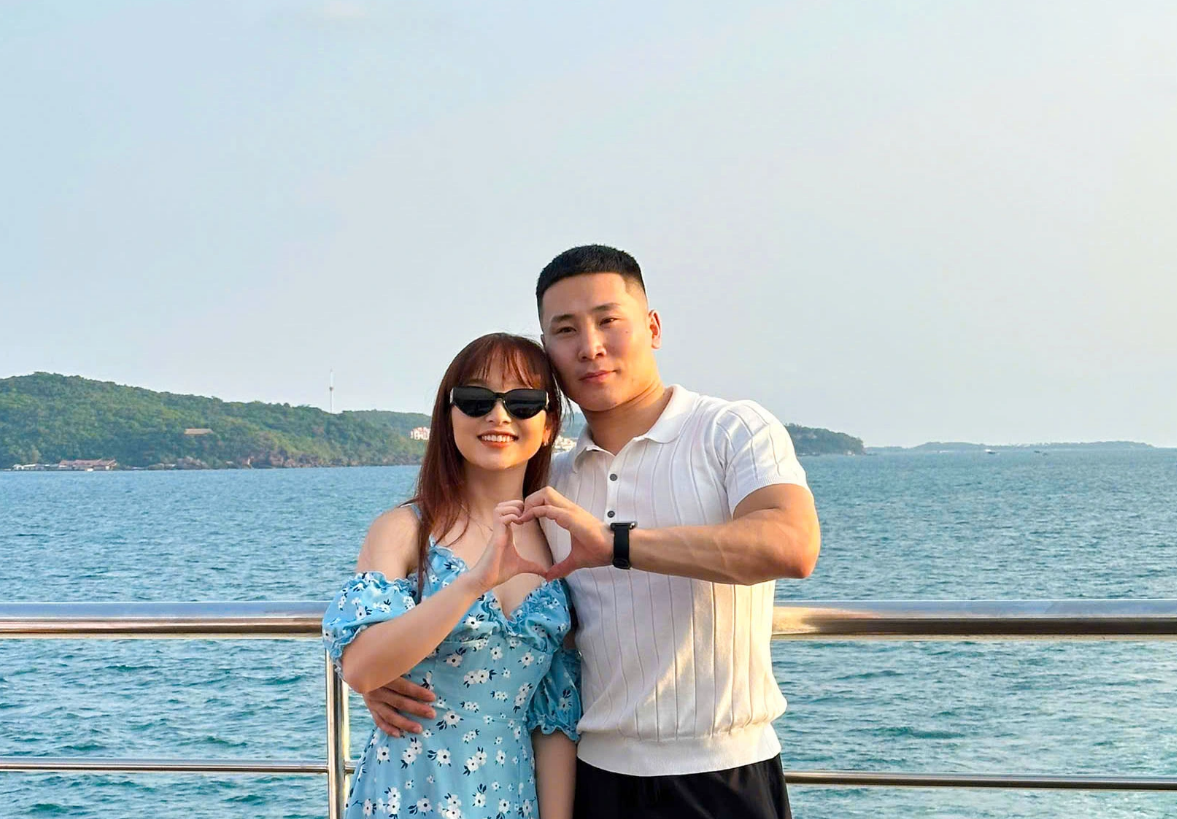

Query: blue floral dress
[[323, 535, 581, 819]]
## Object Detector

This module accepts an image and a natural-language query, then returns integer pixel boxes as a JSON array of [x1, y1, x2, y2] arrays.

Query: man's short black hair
[[535, 244, 646, 317]]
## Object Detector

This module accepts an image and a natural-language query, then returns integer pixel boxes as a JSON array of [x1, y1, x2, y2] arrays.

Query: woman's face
[[450, 367, 550, 475]]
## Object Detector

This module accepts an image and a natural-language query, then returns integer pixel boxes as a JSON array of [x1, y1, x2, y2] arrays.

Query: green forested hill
[[562, 411, 863, 455], [0, 373, 426, 468]]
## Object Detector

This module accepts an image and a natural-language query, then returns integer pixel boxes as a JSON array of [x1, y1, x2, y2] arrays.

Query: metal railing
[[2, 600, 1176, 814]]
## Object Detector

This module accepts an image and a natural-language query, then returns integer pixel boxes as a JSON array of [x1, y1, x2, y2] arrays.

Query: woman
[[323, 333, 580, 819]]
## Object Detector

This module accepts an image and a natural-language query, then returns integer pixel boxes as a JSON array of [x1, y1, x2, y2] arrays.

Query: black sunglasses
[[449, 386, 550, 420]]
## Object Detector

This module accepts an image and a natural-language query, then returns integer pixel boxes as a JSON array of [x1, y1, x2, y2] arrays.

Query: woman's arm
[[532, 731, 576, 819], [341, 500, 548, 694]]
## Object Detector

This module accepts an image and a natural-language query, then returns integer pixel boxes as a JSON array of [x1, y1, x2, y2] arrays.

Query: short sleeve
[[715, 400, 809, 516], [525, 645, 582, 741], [322, 571, 417, 673]]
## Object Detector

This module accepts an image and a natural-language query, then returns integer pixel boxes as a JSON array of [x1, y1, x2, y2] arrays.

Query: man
[[363, 245, 820, 818]]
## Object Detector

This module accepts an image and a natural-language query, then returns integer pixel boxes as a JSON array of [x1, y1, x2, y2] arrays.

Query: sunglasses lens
[[451, 387, 496, 417], [503, 391, 548, 419]]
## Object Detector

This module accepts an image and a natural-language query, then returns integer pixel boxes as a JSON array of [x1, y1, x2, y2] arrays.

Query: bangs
[[456, 337, 549, 391]]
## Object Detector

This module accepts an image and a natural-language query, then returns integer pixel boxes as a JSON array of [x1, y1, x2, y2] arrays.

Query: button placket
[[604, 454, 622, 521]]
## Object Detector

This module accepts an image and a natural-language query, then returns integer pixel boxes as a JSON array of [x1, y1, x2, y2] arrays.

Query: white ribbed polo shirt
[[542, 385, 809, 777]]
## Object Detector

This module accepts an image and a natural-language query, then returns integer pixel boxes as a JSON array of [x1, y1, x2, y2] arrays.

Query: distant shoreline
[[866, 441, 1160, 454]]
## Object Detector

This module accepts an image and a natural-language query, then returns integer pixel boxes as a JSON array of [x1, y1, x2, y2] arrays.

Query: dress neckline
[[428, 540, 557, 624]]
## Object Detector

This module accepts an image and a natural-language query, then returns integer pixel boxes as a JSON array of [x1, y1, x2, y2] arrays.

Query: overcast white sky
[[3, 1, 1175, 447]]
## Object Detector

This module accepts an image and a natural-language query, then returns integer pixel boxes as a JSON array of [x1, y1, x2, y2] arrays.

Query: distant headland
[[867, 441, 1157, 454], [1, 373, 866, 470]]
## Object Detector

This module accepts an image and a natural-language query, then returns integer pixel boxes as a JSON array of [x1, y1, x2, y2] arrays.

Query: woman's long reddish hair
[[407, 333, 563, 598]]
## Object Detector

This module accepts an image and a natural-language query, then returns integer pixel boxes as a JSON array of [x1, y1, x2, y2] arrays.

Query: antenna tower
[[329, 370, 335, 414]]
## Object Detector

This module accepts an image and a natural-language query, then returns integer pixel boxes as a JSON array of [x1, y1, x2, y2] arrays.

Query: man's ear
[[648, 309, 663, 350]]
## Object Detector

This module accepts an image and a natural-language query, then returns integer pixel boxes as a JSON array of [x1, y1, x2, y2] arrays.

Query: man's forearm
[[628, 509, 819, 585]]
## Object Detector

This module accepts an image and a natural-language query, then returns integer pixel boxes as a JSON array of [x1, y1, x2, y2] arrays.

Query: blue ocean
[[2, 449, 1175, 818]]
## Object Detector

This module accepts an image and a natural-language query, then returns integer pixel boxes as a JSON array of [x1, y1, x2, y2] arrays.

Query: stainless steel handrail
[[2, 600, 1176, 808]]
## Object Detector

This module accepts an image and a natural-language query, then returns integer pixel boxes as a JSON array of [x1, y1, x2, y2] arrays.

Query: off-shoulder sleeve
[[321, 571, 417, 672], [526, 645, 582, 741]]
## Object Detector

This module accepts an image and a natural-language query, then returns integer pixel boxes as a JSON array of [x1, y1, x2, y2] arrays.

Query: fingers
[[388, 676, 437, 703], [519, 503, 574, 529], [369, 701, 411, 737], [514, 558, 550, 578], [374, 702, 425, 736], [543, 556, 578, 582], [523, 487, 569, 513]]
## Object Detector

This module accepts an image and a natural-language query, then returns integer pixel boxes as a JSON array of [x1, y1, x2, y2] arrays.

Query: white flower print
[[462, 729, 478, 743], [385, 787, 402, 815], [497, 799, 511, 815], [507, 638, 520, 649], [491, 781, 500, 790], [462, 701, 480, 712], [474, 749, 488, 766], [427, 749, 451, 766], [400, 747, 419, 767], [493, 691, 508, 701], [422, 729, 433, 738], [494, 736, 503, 744], [411, 796, 432, 815], [435, 698, 448, 709], [405, 779, 414, 790], [363, 799, 374, 816], [520, 652, 534, 667], [490, 646, 503, 660], [444, 793, 461, 810], [442, 711, 461, 729], [409, 738, 423, 755], [445, 652, 464, 668], [463, 616, 478, 629], [376, 746, 390, 763], [427, 775, 434, 784], [463, 756, 479, 776], [496, 749, 506, 765], [522, 799, 534, 816], [502, 669, 511, 679]]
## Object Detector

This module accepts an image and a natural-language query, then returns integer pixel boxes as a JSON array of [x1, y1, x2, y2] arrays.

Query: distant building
[[552, 436, 576, 453], [410, 427, 430, 441], [58, 459, 117, 471], [184, 428, 213, 436]]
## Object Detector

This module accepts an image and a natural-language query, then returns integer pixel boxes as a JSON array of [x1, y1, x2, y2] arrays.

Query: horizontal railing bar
[[784, 771, 1177, 791], [0, 757, 330, 774], [3, 600, 1177, 640], [4, 758, 1173, 792], [0, 757, 360, 775], [771, 600, 1177, 640], [0, 602, 327, 638]]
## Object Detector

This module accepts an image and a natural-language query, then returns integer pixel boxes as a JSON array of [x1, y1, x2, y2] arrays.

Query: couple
[[322, 245, 821, 819]]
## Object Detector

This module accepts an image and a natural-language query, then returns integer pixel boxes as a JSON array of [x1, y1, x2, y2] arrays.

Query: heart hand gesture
[[468, 501, 549, 593]]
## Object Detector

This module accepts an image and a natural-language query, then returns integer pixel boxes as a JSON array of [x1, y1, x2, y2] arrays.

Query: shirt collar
[[570, 385, 697, 472]]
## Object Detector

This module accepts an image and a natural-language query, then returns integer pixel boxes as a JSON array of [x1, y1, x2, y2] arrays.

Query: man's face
[[540, 272, 662, 412]]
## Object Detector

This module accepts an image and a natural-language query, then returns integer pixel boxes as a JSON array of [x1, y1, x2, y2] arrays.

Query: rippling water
[[2, 450, 1175, 818]]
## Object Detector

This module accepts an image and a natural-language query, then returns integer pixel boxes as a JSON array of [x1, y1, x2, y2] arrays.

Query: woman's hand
[[468, 501, 549, 594]]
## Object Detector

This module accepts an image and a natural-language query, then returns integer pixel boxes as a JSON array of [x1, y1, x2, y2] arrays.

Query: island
[[1, 373, 865, 469]]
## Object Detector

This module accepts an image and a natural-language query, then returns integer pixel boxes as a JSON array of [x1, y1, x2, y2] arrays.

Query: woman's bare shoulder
[[355, 506, 420, 576]]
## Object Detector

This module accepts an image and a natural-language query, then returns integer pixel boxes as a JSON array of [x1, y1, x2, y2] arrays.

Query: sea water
[[1, 449, 1175, 818]]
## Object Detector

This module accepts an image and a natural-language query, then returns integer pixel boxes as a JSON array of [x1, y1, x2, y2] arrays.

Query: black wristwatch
[[610, 521, 637, 570]]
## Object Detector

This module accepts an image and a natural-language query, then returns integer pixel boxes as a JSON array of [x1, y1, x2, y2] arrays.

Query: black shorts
[[573, 755, 792, 819]]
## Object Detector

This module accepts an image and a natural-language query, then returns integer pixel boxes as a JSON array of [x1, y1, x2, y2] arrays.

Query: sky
[[2, 1, 1175, 447]]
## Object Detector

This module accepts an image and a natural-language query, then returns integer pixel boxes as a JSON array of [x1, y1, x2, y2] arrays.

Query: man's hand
[[521, 487, 611, 581], [360, 677, 437, 738]]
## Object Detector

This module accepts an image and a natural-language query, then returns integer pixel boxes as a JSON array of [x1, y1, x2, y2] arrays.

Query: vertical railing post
[[325, 650, 350, 819]]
